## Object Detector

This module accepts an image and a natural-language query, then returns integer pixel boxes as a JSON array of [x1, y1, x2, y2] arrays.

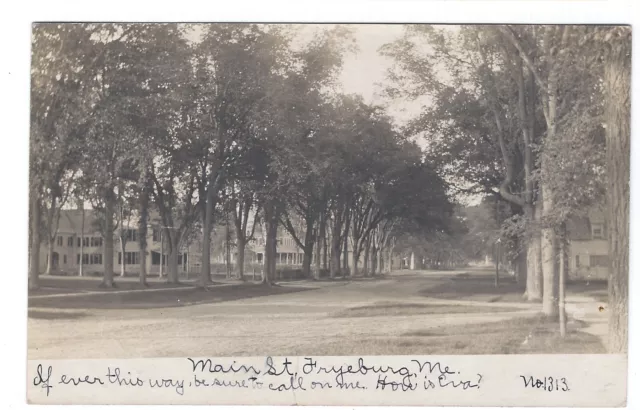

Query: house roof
[[56, 209, 99, 234], [567, 216, 592, 241], [56, 209, 162, 234], [567, 205, 607, 241]]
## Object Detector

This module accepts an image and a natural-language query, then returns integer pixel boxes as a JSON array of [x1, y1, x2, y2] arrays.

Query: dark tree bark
[[524, 204, 543, 301], [44, 193, 57, 275], [102, 186, 116, 288], [605, 31, 631, 353], [329, 203, 344, 279], [167, 243, 180, 284], [263, 202, 279, 285], [138, 179, 150, 286], [236, 236, 246, 281], [29, 195, 41, 290], [79, 203, 85, 277], [301, 221, 314, 278], [363, 233, 371, 277], [314, 214, 322, 280]]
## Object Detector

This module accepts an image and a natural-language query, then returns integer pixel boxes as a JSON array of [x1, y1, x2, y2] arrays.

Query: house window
[[57, 236, 63, 246], [257, 253, 263, 263], [151, 251, 161, 265], [575, 255, 580, 267], [152, 228, 161, 242], [63, 255, 67, 264], [125, 229, 137, 242], [77, 254, 80, 264], [590, 255, 609, 268], [67, 237, 74, 247], [591, 223, 605, 239], [119, 251, 140, 265], [90, 253, 102, 265]]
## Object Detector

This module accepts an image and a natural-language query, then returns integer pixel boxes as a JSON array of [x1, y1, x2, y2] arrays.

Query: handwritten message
[[34, 356, 482, 397], [27, 355, 627, 406]]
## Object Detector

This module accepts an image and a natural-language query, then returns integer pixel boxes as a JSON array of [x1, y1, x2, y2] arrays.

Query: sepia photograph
[[28, 22, 630, 358], [25, 21, 631, 406]]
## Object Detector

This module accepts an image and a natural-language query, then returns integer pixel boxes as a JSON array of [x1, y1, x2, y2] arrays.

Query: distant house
[[40, 209, 404, 276], [567, 207, 609, 280], [38, 209, 189, 276]]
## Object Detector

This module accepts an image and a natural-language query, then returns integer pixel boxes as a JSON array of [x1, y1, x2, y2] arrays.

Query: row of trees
[[29, 24, 454, 291], [382, 25, 630, 352]]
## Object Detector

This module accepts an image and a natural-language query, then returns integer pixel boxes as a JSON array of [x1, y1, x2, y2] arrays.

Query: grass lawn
[[420, 273, 608, 304], [301, 315, 605, 356], [403, 315, 605, 354], [418, 273, 530, 303]]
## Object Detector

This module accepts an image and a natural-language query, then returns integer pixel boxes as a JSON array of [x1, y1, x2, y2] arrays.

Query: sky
[[187, 24, 422, 128]]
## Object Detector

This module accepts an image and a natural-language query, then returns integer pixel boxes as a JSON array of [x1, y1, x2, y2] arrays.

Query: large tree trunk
[[559, 223, 568, 337], [524, 204, 543, 301], [263, 203, 278, 285], [102, 187, 116, 288], [605, 33, 630, 353], [314, 217, 322, 280], [299, 214, 315, 278], [330, 234, 340, 278], [352, 247, 360, 277], [236, 236, 246, 281], [322, 216, 328, 270], [363, 235, 371, 277], [370, 247, 377, 276], [540, 184, 558, 317], [167, 240, 179, 284], [200, 202, 213, 287], [120, 235, 127, 278], [79, 205, 85, 277], [138, 185, 149, 286], [225, 216, 232, 279], [44, 194, 57, 275], [342, 231, 349, 277], [29, 195, 41, 290], [329, 210, 342, 279], [341, 212, 350, 278], [45, 237, 54, 275]]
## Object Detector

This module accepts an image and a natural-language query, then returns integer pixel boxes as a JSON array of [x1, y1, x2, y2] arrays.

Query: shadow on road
[[29, 277, 199, 297], [333, 301, 526, 318], [29, 283, 313, 310], [28, 310, 89, 320]]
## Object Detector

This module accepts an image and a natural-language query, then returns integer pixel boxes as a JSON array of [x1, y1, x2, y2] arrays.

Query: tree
[[383, 25, 610, 320], [30, 24, 100, 288], [601, 27, 631, 353], [252, 26, 356, 283], [381, 25, 545, 300]]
